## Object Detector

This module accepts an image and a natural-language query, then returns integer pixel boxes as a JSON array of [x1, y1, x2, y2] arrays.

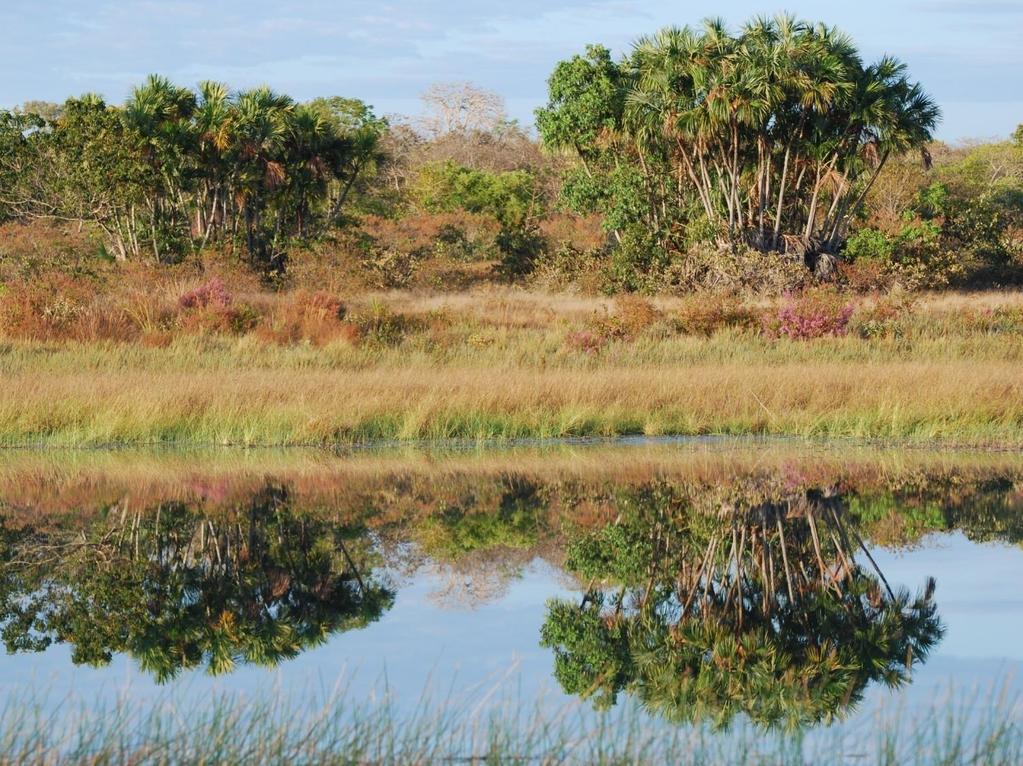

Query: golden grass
[[0, 358, 1020, 447], [1, 289, 1022, 447]]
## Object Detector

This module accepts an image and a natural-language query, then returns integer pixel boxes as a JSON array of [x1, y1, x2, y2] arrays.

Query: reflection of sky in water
[[3, 531, 1021, 738]]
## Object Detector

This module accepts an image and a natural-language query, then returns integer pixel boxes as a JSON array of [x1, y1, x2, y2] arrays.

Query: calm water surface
[[1, 440, 1021, 746]]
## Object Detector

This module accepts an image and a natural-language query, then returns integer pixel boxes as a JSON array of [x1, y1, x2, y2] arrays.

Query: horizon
[[2, 1, 1021, 143]]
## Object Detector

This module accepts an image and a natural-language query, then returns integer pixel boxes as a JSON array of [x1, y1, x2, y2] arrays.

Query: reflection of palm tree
[[541, 485, 943, 730], [0, 484, 394, 683]]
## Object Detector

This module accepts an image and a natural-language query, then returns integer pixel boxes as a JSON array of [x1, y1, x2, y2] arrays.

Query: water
[[0, 440, 1021, 756]]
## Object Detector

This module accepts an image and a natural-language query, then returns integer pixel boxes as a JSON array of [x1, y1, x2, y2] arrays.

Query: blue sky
[[2, 1, 1021, 141]]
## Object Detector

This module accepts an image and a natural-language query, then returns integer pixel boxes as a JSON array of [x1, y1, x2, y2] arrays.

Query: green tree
[[537, 15, 940, 275], [0, 78, 385, 272]]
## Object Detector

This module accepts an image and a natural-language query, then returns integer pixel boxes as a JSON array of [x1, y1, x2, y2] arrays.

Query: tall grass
[[1, 358, 1020, 447], [0, 681, 1018, 765], [1, 290, 1022, 447]]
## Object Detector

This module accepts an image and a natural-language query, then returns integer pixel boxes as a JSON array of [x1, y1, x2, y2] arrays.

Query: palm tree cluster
[[537, 15, 940, 271], [540, 485, 943, 730], [0, 76, 385, 270]]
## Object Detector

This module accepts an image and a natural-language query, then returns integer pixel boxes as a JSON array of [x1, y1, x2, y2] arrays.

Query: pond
[[1, 440, 1021, 764]]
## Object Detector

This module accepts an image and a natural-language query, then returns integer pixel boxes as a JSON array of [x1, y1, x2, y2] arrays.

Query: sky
[[1, 0, 1021, 142]]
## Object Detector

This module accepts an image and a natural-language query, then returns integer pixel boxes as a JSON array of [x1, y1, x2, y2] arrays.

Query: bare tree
[[419, 82, 506, 137]]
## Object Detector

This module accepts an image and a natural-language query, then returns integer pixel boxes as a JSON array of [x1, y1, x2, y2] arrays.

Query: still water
[[0, 440, 1021, 756]]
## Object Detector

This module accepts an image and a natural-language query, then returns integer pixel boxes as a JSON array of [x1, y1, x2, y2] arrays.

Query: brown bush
[[583, 295, 661, 345], [614, 295, 660, 336], [255, 291, 353, 346], [361, 211, 501, 262], [850, 292, 916, 339], [349, 302, 424, 347], [657, 245, 807, 295], [674, 297, 760, 336], [839, 259, 894, 293], [536, 214, 604, 253], [0, 274, 93, 341], [0, 222, 106, 284]]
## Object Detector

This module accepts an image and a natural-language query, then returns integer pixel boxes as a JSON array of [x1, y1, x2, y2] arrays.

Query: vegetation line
[[0, 681, 1017, 766]]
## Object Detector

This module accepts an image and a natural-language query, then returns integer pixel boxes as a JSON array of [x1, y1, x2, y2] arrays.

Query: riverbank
[[2, 290, 1022, 448]]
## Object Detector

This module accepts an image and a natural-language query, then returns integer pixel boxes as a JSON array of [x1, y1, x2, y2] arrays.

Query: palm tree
[[540, 14, 939, 268], [123, 74, 198, 262], [230, 87, 294, 270]]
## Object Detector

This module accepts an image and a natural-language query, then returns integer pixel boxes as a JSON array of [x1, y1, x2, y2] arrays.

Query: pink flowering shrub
[[765, 291, 855, 340], [178, 277, 233, 310]]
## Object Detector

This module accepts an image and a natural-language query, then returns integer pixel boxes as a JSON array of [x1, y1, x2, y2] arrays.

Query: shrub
[[496, 226, 546, 278], [838, 259, 892, 293], [656, 245, 806, 296], [178, 278, 232, 310], [411, 161, 539, 228], [850, 292, 916, 339], [361, 211, 502, 265], [529, 242, 606, 294], [256, 291, 351, 346], [178, 302, 258, 336], [674, 297, 760, 336], [600, 227, 669, 294], [564, 329, 605, 355], [583, 295, 661, 345], [614, 295, 660, 336], [764, 291, 855, 340], [844, 228, 896, 262], [351, 302, 423, 347], [0, 275, 91, 340], [176, 278, 260, 336]]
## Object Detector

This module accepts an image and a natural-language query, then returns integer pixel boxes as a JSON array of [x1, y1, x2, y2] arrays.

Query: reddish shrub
[[537, 214, 604, 252], [178, 277, 233, 309], [764, 291, 855, 340], [583, 296, 661, 346], [255, 291, 352, 346], [178, 303, 258, 336], [0, 275, 93, 341], [614, 295, 660, 336], [565, 329, 605, 354], [850, 292, 916, 339], [839, 259, 893, 293]]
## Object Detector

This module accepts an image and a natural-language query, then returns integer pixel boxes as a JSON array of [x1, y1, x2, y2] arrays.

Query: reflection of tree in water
[[408, 476, 549, 608], [540, 485, 943, 730], [0, 485, 394, 682]]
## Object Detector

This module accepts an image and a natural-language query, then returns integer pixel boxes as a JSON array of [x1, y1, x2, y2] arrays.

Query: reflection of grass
[[0, 681, 1019, 765], [1, 441, 1021, 531]]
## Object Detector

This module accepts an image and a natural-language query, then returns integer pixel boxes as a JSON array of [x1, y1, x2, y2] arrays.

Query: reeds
[[0, 679, 1018, 765]]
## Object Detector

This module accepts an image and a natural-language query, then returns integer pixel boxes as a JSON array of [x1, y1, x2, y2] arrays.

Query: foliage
[[0, 77, 385, 272], [673, 296, 760, 336], [537, 15, 939, 273], [411, 161, 540, 228], [543, 490, 944, 730]]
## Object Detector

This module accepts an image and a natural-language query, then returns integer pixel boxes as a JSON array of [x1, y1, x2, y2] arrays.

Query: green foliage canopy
[[536, 15, 940, 270]]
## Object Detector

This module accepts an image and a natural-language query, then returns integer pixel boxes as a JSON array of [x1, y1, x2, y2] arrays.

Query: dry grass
[[0, 356, 1020, 447], [1, 288, 1022, 447]]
